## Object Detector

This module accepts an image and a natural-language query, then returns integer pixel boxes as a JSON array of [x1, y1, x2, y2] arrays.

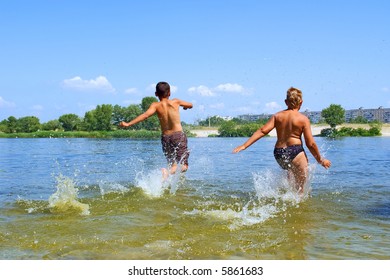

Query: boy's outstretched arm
[[119, 103, 157, 128], [233, 116, 275, 153], [177, 99, 193, 110], [302, 119, 331, 169], [233, 129, 265, 153]]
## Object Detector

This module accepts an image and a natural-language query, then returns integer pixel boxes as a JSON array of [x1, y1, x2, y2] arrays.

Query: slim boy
[[120, 82, 193, 175], [233, 87, 331, 193]]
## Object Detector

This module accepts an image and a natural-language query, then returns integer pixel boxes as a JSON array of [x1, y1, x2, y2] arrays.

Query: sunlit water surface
[[0, 137, 389, 259]]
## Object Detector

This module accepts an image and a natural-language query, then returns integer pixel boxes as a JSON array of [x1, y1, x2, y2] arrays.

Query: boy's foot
[[181, 165, 188, 173]]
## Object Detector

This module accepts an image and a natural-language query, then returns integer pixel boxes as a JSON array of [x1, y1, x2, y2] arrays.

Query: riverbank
[[1, 124, 389, 138], [190, 124, 390, 137], [0, 130, 161, 139]]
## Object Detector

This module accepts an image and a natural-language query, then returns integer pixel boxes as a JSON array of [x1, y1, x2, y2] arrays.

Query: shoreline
[[190, 124, 390, 137], [1, 124, 389, 138]]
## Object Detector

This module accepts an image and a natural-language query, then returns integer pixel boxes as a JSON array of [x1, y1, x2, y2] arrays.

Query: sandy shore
[[191, 124, 390, 137], [190, 129, 219, 137]]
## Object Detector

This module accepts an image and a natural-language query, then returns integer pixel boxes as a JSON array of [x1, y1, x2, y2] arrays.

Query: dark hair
[[155, 82, 170, 98]]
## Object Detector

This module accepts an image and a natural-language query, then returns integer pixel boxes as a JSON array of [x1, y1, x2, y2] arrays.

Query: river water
[[0, 137, 389, 259]]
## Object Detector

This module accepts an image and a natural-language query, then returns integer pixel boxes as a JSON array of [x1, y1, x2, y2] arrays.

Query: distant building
[[219, 115, 233, 121], [345, 107, 390, 123], [238, 107, 390, 124], [237, 113, 272, 122], [302, 110, 323, 123]]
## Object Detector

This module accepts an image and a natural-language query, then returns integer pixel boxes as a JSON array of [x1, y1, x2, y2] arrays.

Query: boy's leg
[[161, 168, 169, 180], [172, 132, 189, 173], [169, 163, 178, 174], [181, 164, 188, 172], [291, 152, 308, 193]]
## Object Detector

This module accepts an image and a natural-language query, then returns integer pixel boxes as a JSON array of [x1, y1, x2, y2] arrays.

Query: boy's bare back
[[273, 110, 309, 148], [154, 99, 185, 135], [119, 81, 193, 175]]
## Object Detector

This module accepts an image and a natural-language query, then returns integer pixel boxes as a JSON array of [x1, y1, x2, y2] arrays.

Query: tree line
[[0, 97, 160, 133], [0, 102, 382, 137]]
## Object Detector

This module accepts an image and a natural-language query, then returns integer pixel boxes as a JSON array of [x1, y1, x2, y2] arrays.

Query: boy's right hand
[[119, 121, 127, 127], [232, 145, 246, 153], [321, 159, 331, 169]]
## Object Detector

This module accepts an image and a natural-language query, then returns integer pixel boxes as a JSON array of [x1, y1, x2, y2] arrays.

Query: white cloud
[[188, 83, 250, 97], [188, 85, 216, 96], [265, 101, 281, 112], [124, 88, 138, 94], [215, 83, 244, 93], [0, 96, 15, 108], [381, 87, 389, 92], [62, 76, 115, 93]]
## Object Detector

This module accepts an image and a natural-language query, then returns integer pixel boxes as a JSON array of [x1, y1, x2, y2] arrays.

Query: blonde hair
[[286, 87, 302, 109]]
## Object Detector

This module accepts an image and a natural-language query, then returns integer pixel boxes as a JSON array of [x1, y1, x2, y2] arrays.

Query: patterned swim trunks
[[161, 131, 190, 166], [273, 144, 305, 170]]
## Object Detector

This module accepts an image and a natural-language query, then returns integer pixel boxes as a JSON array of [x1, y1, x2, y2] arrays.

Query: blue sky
[[0, 0, 389, 124]]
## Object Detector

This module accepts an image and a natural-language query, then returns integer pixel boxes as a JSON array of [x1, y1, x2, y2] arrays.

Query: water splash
[[135, 169, 167, 197], [134, 167, 185, 197], [253, 170, 303, 202], [185, 167, 315, 230], [98, 181, 129, 197], [48, 174, 90, 215]]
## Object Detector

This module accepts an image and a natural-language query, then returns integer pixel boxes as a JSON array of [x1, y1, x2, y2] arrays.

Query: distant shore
[[190, 124, 390, 137], [1, 124, 388, 138]]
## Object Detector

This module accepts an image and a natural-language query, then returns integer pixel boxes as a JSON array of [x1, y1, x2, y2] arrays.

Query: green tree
[[94, 104, 113, 131], [16, 116, 41, 133], [112, 105, 126, 125], [140, 96, 159, 130], [321, 104, 345, 128], [199, 116, 226, 127], [82, 111, 97, 131], [236, 123, 259, 136], [0, 116, 18, 133], [41, 119, 63, 131], [218, 120, 238, 137], [0, 119, 7, 133], [350, 115, 368, 124], [59, 114, 81, 131], [81, 104, 113, 131], [141, 96, 158, 111], [123, 104, 143, 130]]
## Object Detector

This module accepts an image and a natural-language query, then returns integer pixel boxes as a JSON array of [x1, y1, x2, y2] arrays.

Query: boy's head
[[286, 87, 302, 109], [155, 82, 170, 99]]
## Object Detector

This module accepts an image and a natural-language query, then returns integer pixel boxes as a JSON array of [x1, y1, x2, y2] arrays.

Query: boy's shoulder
[[169, 98, 183, 104], [297, 111, 310, 123]]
